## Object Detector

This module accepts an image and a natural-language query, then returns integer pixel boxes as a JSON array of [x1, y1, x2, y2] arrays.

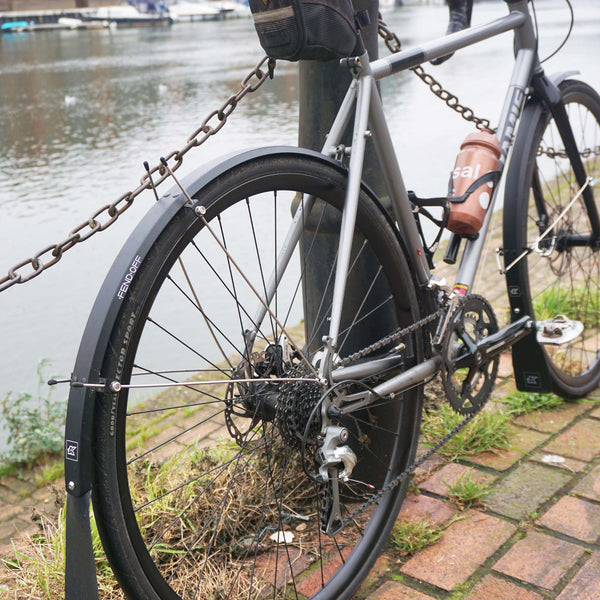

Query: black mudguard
[[63, 145, 390, 598], [502, 72, 577, 392]]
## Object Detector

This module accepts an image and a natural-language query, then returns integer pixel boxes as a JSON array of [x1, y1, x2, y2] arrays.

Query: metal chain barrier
[[538, 144, 600, 159], [0, 55, 272, 294], [378, 14, 491, 131]]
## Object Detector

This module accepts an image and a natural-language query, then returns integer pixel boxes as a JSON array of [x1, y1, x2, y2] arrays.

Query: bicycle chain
[[0, 55, 273, 294], [338, 398, 484, 531], [338, 309, 443, 368], [377, 14, 492, 131]]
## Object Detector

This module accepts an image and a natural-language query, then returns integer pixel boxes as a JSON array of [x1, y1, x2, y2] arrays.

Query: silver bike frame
[[258, 0, 541, 398]]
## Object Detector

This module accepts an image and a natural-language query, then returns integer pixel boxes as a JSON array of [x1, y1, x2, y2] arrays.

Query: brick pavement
[[1, 377, 599, 599], [355, 384, 600, 600]]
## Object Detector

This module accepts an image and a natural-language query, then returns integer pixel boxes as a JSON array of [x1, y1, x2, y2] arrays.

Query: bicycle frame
[[259, 0, 583, 404], [64, 3, 598, 597]]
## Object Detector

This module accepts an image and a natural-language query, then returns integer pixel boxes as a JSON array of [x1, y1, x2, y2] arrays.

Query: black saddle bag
[[248, 0, 362, 62]]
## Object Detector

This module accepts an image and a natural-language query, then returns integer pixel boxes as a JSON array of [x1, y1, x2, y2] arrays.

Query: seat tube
[[327, 65, 374, 351]]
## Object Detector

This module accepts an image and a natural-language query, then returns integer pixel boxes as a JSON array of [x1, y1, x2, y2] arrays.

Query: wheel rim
[[99, 163, 422, 599]]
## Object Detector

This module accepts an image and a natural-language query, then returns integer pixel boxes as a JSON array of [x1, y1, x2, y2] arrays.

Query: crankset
[[441, 295, 500, 415]]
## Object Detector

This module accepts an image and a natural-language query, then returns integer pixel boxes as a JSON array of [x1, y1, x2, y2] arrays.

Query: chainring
[[441, 294, 499, 415]]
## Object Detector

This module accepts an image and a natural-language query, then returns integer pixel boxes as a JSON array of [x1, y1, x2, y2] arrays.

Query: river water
[[0, 0, 599, 447]]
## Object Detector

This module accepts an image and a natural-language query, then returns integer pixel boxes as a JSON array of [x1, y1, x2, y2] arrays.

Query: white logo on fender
[[117, 255, 143, 300]]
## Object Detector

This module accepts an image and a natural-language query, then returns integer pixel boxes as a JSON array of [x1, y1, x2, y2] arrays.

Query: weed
[[443, 472, 490, 509], [34, 459, 64, 488], [501, 391, 564, 416], [0, 503, 125, 599], [0, 361, 66, 472], [420, 405, 510, 460], [391, 514, 463, 556], [391, 518, 444, 555]]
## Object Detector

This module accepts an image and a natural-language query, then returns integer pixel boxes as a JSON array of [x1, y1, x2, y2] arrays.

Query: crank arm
[[454, 315, 534, 369]]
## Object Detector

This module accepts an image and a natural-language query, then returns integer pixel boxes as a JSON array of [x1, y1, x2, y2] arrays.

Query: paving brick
[[466, 426, 549, 471], [355, 554, 391, 597], [400, 510, 515, 591], [497, 351, 513, 379], [0, 485, 21, 505], [174, 418, 223, 447], [464, 574, 544, 600], [412, 454, 446, 483], [419, 462, 495, 498], [537, 496, 600, 543], [295, 547, 351, 598], [3, 478, 36, 499], [572, 464, 600, 502], [556, 553, 600, 600], [529, 451, 587, 473], [513, 402, 591, 434], [493, 531, 583, 589], [543, 419, 600, 462], [397, 494, 457, 528], [369, 580, 438, 600], [590, 405, 600, 420], [485, 462, 572, 520], [0, 521, 18, 543], [253, 546, 313, 590], [31, 487, 54, 502], [0, 504, 27, 522]]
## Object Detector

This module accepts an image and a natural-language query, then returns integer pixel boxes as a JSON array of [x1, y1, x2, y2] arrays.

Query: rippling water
[[0, 0, 598, 446]]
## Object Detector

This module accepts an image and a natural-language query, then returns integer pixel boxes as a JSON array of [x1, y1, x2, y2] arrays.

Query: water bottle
[[447, 130, 501, 236]]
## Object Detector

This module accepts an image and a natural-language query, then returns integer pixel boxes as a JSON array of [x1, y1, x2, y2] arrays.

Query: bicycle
[[62, 1, 600, 598]]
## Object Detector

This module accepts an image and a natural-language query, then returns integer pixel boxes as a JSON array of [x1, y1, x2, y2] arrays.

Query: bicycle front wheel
[[92, 153, 424, 600], [506, 79, 600, 396]]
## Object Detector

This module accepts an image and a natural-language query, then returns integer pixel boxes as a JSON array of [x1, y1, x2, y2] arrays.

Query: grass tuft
[[420, 405, 510, 461], [391, 518, 444, 556], [442, 472, 490, 509], [501, 391, 564, 416]]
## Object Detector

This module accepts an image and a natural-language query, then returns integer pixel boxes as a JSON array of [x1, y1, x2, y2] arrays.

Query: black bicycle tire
[[504, 79, 600, 397], [91, 154, 425, 600]]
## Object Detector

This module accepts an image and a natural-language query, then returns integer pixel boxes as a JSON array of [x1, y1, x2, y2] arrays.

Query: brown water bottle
[[447, 130, 501, 236]]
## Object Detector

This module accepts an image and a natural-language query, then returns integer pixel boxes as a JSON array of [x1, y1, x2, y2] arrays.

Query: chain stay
[[0, 56, 271, 294]]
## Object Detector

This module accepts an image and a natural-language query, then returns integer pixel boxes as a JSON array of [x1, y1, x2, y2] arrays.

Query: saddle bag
[[248, 0, 362, 62]]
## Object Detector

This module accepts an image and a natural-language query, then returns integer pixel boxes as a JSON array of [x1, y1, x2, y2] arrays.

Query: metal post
[[298, 0, 385, 357]]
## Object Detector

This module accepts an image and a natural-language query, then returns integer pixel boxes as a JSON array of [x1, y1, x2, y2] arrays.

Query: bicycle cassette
[[441, 295, 499, 415]]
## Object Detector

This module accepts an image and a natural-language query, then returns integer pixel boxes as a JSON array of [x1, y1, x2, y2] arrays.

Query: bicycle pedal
[[536, 315, 584, 346]]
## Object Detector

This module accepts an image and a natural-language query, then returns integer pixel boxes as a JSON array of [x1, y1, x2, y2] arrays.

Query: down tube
[[455, 48, 537, 290], [368, 82, 431, 286]]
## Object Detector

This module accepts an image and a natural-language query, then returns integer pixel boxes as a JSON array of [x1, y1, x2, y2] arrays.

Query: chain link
[[538, 144, 600, 159], [338, 309, 443, 367], [0, 55, 272, 294], [377, 14, 491, 131]]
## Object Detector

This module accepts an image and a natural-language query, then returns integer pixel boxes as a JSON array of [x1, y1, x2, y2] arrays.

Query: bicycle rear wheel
[[92, 153, 424, 599], [505, 79, 600, 396]]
